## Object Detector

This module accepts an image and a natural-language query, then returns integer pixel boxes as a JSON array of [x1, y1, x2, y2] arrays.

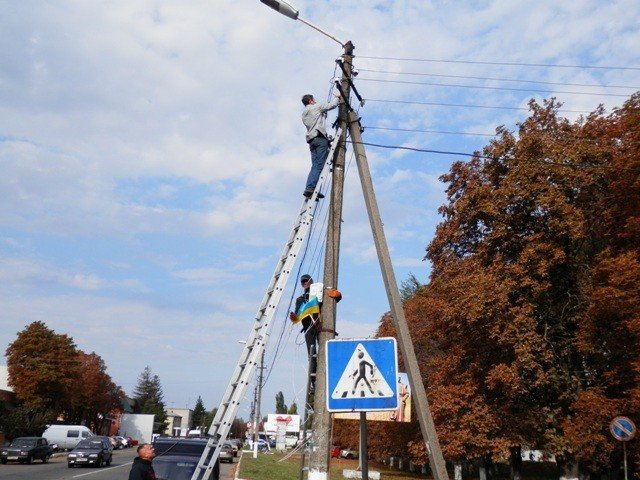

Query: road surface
[[0, 447, 238, 480]]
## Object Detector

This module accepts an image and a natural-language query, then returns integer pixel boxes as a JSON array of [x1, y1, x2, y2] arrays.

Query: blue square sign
[[326, 337, 398, 412]]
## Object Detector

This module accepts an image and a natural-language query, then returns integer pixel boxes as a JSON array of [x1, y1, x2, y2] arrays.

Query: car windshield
[[76, 440, 103, 449], [11, 439, 36, 447], [153, 457, 200, 480]]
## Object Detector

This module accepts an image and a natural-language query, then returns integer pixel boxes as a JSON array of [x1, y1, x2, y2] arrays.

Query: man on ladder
[[301, 93, 341, 199], [290, 274, 321, 376]]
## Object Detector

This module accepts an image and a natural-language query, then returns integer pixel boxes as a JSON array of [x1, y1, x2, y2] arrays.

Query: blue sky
[[1, 0, 639, 416]]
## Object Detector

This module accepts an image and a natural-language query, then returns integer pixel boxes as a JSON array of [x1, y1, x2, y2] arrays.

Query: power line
[[357, 77, 633, 98], [365, 98, 591, 114], [356, 55, 640, 71], [364, 125, 495, 137], [357, 68, 640, 90], [353, 141, 640, 172]]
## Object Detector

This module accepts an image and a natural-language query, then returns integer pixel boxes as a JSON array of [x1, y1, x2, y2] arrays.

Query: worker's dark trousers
[[305, 324, 319, 386]]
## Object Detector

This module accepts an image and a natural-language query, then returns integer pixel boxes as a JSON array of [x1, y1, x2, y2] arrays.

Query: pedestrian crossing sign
[[326, 338, 399, 412]]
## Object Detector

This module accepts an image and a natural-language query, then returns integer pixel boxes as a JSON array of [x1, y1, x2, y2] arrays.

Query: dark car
[[0, 437, 53, 464], [152, 437, 220, 480], [67, 437, 113, 468]]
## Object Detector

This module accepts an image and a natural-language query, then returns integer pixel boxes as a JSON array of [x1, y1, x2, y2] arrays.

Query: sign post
[[327, 338, 398, 480], [610, 416, 637, 480]]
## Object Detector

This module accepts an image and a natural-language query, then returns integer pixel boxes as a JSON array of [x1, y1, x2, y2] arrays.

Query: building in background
[[0, 365, 16, 443], [165, 408, 193, 437]]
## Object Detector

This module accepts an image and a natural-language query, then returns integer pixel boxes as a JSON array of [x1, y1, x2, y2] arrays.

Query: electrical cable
[[364, 125, 495, 137], [356, 68, 640, 90], [356, 55, 640, 71], [352, 140, 640, 172], [357, 77, 633, 98], [364, 98, 592, 114]]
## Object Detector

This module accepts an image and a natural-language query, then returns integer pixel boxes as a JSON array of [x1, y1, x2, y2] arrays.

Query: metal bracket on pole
[[333, 80, 353, 112], [335, 58, 365, 106]]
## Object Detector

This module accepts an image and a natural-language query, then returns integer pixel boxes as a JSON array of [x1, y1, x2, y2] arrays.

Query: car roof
[[154, 438, 209, 444]]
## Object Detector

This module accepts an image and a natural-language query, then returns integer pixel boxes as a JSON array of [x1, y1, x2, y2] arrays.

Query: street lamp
[[259, 0, 345, 47]]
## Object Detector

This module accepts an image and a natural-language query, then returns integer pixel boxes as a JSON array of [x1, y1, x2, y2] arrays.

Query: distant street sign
[[610, 416, 637, 442], [326, 338, 398, 412]]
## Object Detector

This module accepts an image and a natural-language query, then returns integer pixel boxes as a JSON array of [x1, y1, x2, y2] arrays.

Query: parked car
[[330, 445, 341, 458], [0, 437, 53, 464], [42, 424, 93, 450], [152, 437, 219, 480], [108, 436, 122, 449], [220, 442, 235, 463], [225, 441, 238, 457], [340, 448, 358, 459], [115, 436, 129, 448], [67, 437, 113, 468], [125, 436, 138, 447]]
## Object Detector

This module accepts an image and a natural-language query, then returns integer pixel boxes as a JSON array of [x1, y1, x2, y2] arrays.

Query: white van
[[42, 425, 93, 450]]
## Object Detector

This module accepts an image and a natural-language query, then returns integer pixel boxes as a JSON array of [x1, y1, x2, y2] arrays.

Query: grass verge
[[238, 451, 430, 480]]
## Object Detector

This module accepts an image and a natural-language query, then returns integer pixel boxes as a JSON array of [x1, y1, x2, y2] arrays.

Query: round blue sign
[[610, 416, 636, 442]]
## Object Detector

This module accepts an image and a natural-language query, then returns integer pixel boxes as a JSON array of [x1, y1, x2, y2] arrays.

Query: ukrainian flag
[[296, 297, 320, 322]]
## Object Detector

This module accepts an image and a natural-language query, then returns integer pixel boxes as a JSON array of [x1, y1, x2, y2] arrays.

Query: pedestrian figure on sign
[[351, 351, 375, 395]]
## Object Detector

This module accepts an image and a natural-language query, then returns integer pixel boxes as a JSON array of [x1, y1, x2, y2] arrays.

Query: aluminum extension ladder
[[190, 128, 343, 480]]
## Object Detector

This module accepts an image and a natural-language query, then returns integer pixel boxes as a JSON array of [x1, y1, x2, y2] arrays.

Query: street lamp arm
[[297, 17, 345, 47]]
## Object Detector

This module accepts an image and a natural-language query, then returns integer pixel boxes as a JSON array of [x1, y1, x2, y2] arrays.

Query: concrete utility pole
[[308, 41, 354, 480], [348, 112, 449, 480], [253, 350, 265, 459]]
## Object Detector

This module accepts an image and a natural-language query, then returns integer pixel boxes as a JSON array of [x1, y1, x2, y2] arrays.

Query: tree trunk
[[455, 461, 463, 480], [479, 465, 487, 480], [510, 446, 522, 480], [559, 460, 580, 480]]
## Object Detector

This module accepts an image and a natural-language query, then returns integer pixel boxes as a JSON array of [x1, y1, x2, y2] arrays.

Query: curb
[[235, 451, 246, 480]]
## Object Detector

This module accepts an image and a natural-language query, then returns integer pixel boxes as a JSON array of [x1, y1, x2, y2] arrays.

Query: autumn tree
[[133, 366, 168, 433], [417, 94, 640, 477], [66, 351, 123, 432], [362, 93, 640, 478], [5, 321, 80, 415]]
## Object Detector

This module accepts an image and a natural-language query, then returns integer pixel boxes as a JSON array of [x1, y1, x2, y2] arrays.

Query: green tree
[[275, 391, 287, 414], [287, 402, 297, 415], [0, 405, 55, 440], [203, 407, 218, 434], [399, 273, 422, 303], [133, 366, 168, 433], [191, 396, 207, 430]]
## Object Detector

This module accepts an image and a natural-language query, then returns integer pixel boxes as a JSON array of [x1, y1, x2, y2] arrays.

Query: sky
[[1, 0, 639, 419]]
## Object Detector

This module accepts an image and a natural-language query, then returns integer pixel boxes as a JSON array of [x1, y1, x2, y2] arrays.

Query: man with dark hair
[[128, 443, 156, 480], [300, 93, 341, 199]]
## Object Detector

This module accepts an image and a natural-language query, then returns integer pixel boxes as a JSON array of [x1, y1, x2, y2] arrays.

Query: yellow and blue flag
[[294, 297, 320, 323]]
